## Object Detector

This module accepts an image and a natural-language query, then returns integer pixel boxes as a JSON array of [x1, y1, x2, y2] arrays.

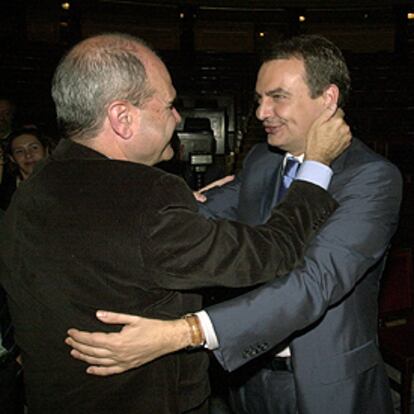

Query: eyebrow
[[255, 87, 291, 100]]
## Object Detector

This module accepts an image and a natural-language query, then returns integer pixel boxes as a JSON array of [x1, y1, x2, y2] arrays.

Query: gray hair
[[264, 34, 351, 108], [51, 33, 155, 140]]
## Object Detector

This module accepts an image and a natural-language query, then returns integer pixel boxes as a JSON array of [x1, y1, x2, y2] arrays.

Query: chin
[[267, 134, 285, 148]]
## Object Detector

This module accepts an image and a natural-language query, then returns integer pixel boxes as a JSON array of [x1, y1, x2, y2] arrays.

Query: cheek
[[167, 113, 177, 128], [290, 103, 318, 128], [272, 102, 290, 119], [33, 151, 46, 161], [12, 154, 23, 163], [14, 158, 26, 168]]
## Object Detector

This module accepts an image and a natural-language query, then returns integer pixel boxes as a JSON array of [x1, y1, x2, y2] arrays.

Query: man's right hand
[[304, 105, 352, 165]]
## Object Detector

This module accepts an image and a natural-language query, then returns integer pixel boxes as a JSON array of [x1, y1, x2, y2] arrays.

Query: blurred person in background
[[0, 127, 50, 210]]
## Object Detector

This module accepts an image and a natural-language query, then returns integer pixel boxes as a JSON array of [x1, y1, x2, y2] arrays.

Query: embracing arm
[[145, 179, 336, 290], [207, 158, 403, 371], [65, 105, 351, 374], [66, 179, 339, 375]]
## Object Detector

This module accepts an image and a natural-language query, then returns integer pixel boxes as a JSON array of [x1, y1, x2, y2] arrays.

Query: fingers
[[66, 311, 142, 348], [65, 334, 112, 356], [336, 108, 344, 119], [86, 365, 127, 376], [95, 310, 139, 325], [304, 104, 352, 165], [198, 175, 235, 194], [193, 175, 235, 203], [66, 329, 112, 348], [314, 104, 337, 126], [69, 348, 129, 376], [70, 348, 115, 367], [193, 191, 207, 203]]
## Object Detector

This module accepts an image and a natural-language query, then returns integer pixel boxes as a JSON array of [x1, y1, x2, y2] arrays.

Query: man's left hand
[[66, 311, 191, 376], [193, 175, 235, 202]]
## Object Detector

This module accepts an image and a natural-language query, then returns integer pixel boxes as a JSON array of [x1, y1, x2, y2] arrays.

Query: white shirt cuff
[[196, 310, 219, 350], [296, 160, 333, 190]]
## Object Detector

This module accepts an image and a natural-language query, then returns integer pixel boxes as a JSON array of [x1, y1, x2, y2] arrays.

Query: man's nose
[[173, 108, 182, 125], [256, 98, 272, 121]]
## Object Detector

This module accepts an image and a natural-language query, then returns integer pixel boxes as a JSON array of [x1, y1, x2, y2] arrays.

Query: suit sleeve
[[206, 160, 402, 371], [141, 174, 337, 290]]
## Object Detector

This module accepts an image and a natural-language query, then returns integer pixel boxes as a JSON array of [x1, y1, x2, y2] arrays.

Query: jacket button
[[242, 348, 252, 358]]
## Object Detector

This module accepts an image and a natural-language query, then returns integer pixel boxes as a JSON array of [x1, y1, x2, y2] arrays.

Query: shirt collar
[[283, 152, 304, 166]]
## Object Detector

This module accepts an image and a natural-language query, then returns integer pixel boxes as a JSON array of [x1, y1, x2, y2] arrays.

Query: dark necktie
[[277, 157, 300, 202]]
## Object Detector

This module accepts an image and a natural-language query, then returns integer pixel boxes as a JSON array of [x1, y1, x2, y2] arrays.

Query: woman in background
[[0, 127, 49, 210]]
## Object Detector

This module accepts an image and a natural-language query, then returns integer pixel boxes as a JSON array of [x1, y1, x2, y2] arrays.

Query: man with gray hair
[[0, 33, 350, 413]]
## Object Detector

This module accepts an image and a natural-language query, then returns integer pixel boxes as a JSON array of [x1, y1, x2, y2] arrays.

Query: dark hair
[[264, 34, 351, 108]]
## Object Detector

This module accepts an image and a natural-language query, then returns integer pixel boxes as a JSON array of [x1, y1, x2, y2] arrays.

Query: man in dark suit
[[66, 35, 401, 414], [0, 33, 350, 413]]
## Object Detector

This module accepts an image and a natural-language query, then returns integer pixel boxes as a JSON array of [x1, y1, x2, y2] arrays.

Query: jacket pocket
[[313, 340, 381, 385]]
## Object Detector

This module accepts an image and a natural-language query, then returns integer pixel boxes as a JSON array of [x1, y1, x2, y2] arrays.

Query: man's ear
[[322, 84, 340, 108], [107, 101, 137, 140]]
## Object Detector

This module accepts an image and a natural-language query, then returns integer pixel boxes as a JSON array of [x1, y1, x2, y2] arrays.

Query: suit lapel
[[253, 151, 284, 223], [262, 162, 284, 221], [239, 148, 283, 225]]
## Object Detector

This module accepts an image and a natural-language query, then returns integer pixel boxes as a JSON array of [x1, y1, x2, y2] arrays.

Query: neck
[[71, 136, 127, 161]]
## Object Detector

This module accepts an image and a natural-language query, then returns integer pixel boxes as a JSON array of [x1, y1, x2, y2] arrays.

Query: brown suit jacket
[[0, 139, 336, 413]]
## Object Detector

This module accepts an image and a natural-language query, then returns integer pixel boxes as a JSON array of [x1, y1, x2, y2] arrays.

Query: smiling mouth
[[264, 124, 284, 134]]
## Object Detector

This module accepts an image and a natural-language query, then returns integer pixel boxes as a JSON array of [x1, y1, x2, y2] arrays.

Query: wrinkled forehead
[[256, 58, 308, 92]]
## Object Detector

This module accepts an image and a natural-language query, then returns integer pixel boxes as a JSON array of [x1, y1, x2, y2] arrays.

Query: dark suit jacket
[[0, 139, 336, 414], [202, 139, 402, 414]]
